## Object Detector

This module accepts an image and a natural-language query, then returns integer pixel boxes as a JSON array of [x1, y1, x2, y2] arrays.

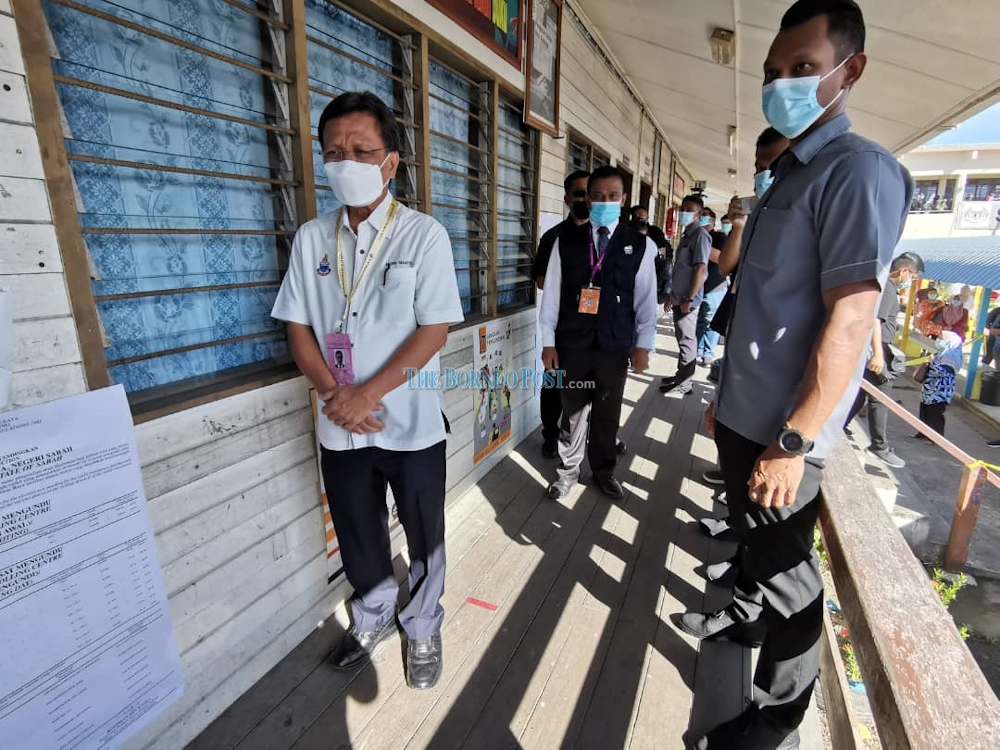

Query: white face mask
[[324, 155, 390, 207]]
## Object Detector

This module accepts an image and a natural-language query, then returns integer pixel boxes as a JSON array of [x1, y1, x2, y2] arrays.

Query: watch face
[[781, 431, 804, 453]]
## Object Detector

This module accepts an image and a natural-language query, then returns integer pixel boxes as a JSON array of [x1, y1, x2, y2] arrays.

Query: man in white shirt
[[539, 166, 658, 500], [271, 92, 463, 690]]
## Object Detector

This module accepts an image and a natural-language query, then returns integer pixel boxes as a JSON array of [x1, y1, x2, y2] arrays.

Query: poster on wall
[[426, 0, 522, 66], [956, 201, 1000, 230], [473, 319, 514, 464], [0, 386, 183, 750], [525, 0, 561, 136], [311, 392, 401, 583]]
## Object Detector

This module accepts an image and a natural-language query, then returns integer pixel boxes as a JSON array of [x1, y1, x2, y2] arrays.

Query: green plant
[[813, 527, 827, 565], [842, 641, 862, 683], [931, 569, 967, 608], [930, 569, 972, 640]]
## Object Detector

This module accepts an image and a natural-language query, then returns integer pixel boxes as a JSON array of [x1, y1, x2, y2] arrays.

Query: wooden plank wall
[[538, 8, 675, 221], [0, 2, 88, 407]]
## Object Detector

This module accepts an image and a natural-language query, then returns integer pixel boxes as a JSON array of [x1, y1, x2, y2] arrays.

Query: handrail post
[[945, 462, 987, 571]]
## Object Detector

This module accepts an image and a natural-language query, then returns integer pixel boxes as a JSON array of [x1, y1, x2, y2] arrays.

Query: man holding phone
[[660, 194, 711, 397]]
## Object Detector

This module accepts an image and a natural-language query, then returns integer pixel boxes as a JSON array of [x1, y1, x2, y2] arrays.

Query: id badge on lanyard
[[325, 333, 355, 385], [580, 228, 609, 315]]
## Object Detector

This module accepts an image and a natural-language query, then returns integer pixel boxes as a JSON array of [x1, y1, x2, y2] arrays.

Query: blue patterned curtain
[[429, 60, 490, 317], [44, 0, 286, 394], [496, 102, 537, 309], [304, 0, 418, 216]]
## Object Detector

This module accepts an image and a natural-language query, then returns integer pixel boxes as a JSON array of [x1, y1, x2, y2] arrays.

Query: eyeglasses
[[325, 147, 386, 163], [569, 189, 587, 199]]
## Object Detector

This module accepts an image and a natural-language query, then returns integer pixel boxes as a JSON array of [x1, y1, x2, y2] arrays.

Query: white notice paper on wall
[[0, 291, 12, 411], [0, 386, 183, 750]]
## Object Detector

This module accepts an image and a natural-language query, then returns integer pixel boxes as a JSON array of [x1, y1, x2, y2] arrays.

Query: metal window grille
[[963, 177, 1000, 202], [42, 0, 295, 399], [496, 101, 537, 310], [303, 0, 419, 214], [428, 59, 491, 317]]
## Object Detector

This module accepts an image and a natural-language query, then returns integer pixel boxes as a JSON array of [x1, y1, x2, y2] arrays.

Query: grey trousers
[[555, 347, 629, 484], [716, 421, 825, 732], [320, 441, 447, 640], [671, 306, 698, 387]]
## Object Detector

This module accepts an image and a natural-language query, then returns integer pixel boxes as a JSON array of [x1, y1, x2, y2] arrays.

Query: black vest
[[555, 223, 646, 355]]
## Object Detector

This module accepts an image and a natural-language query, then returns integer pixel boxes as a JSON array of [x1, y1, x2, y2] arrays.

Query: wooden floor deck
[[188, 320, 824, 750]]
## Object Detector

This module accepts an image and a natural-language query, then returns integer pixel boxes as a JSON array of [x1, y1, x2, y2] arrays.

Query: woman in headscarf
[[932, 293, 970, 340], [915, 331, 964, 442]]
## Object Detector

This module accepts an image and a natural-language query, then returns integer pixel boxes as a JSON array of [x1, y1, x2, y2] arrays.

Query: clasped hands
[[319, 382, 385, 434]]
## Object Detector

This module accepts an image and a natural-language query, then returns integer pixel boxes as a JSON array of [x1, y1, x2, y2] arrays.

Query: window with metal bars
[[964, 177, 1000, 202], [42, 0, 292, 402], [428, 59, 491, 318], [496, 101, 537, 310], [304, 0, 419, 214], [567, 132, 609, 174]]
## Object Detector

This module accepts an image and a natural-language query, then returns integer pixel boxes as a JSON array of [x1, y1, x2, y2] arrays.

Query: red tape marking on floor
[[465, 597, 498, 611]]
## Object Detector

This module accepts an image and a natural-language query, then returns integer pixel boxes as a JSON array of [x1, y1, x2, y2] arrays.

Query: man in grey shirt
[[660, 194, 711, 396], [677, 2, 913, 748]]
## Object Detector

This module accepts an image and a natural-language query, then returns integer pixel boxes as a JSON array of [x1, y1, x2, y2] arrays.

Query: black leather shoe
[[690, 707, 800, 749], [406, 634, 442, 689], [672, 606, 766, 647], [616, 440, 628, 455], [547, 477, 575, 499], [542, 439, 558, 459], [328, 619, 396, 669], [595, 475, 625, 500]]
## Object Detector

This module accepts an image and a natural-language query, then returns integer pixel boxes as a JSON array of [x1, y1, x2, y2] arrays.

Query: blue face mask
[[698, 216, 712, 228], [761, 56, 851, 139], [952, 299, 963, 308], [679, 211, 696, 227], [721, 223, 732, 235], [754, 170, 774, 199], [589, 202, 621, 228]]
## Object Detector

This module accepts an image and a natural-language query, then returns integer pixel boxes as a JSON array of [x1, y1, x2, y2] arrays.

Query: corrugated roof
[[895, 236, 1000, 289]]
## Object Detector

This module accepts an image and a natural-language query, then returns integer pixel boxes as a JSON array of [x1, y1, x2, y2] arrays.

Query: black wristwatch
[[776, 425, 814, 456], [681, 295, 694, 303]]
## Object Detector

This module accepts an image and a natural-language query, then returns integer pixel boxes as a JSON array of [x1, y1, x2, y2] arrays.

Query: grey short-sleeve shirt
[[670, 225, 712, 307], [715, 114, 913, 460]]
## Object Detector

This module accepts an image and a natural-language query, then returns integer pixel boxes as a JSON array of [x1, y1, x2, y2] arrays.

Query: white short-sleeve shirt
[[271, 194, 464, 451]]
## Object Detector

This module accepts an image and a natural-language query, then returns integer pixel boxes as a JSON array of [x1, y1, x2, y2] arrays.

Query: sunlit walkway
[[188, 319, 823, 750]]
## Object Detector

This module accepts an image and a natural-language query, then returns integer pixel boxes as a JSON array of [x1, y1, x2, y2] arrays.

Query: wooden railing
[[817, 441, 1000, 749], [859, 378, 1000, 570]]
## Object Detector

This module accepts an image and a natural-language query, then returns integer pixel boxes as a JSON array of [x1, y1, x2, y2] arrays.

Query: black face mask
[[570, 201, 590, 221], [631, 218, 649, 231]]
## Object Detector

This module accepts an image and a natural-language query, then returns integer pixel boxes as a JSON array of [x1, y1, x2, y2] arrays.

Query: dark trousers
[[320, 441, 447, 640], [846, 369, 892, 452], [671, 306, 698, 387], [919, 401, 948, 435], [556, 347, 629, 482], [540, 381, 562, 442], [716, 421, 825, 732]]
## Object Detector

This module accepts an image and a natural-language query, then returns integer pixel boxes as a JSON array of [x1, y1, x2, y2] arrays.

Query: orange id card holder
[[578, 286, 600, 315]]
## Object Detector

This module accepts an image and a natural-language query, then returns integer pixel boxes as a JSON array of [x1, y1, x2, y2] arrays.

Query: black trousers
[[320, 441, 447, 640], [716, 421, 825, 732], [557, 347, 629, 481], [845, 369, 892, 452], [919, 401, 947, 435], [540, 381, 563, 442]]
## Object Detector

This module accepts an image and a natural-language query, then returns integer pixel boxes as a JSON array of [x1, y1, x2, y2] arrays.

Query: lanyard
[[587, 228, 610, 285], [335, 198, 399, 330]]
